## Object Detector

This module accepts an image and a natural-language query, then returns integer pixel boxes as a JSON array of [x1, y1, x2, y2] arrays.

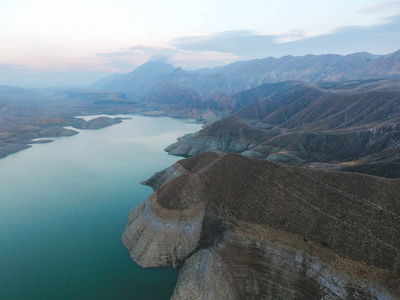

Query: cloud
[[360, 1, 400, 15], [96, 51, 134, 58], [170, 14, 400, 59], [97, 45, 180, 61], [129, 46, 181, 62], [171, 30, 275, 57], [10, 12, 398, 88], [95, 45, 183, 71], [95, 44, 238, 70], [170, 51, 239, 69]]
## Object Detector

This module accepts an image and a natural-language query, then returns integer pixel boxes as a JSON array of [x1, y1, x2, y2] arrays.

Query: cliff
[[123, 153, 400, 299]]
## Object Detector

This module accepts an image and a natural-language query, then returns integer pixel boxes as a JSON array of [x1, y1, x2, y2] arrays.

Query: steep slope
[[204, 93, 239, 112], [123, 153, 400, 299], [364, 50, 400, 79], [152, 68, 237, 98], [165, 80, 400, 177], [165, 116, 274, 155], [139, 85, 208, 118]]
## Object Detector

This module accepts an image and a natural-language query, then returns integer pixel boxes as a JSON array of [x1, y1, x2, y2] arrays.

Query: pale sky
[[1, 0, 400, 87]]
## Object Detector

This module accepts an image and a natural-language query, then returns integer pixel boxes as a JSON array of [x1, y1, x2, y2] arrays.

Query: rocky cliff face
[[123, 153, 400, 299]]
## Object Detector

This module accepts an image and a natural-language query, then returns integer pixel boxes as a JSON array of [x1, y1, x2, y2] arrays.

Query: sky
[[1, 0, 400, 87]]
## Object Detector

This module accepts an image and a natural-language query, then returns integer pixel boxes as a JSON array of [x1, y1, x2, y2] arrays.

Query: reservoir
[[0, 115, 201, 300]]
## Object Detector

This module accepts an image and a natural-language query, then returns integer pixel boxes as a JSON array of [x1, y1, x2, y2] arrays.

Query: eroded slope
[[123, 153, 400, 299]]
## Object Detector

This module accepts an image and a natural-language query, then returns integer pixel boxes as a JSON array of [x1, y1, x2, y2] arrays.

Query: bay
[[0, 115, 201, 300]]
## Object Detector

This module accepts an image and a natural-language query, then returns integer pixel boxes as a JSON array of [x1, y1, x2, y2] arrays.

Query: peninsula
[[123, 152, 400, 299]]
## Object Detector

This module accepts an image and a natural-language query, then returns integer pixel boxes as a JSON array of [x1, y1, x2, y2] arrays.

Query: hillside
[[165, 80, 400, 177], [123, 153, 400, 299]]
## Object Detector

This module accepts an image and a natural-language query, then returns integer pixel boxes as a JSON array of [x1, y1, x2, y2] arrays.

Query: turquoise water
[[0, 115, 201, 300]]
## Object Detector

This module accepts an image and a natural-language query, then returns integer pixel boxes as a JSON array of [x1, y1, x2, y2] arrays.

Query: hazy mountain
[[0, 85, 48, 104], [91, 61, 176, 97], [213, 52, 383, 85], [363, 49, 400, 78], [92, 49, 400, 101], [89, 73, 125, 89], [141, 85, 204, 109], [152, 67, 236, 98]]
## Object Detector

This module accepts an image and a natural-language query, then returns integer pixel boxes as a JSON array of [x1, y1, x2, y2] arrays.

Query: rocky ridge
[[123, 153, 400, 299], [165, 81, 400, 178]]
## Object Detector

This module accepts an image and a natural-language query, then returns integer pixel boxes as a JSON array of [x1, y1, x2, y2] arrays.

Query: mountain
[[165, 116, 273, 155], [200, 52, 386, 88], [91, 61, 176, 97], [0, 85, 48, 105], [92, 49, 400, 103], [364, 49, 400, 78], [140, 85, 208, 118], [152, 67, 236, 98], [165, 80, 400, 178], [211, 51, 397, 85], [89, 73, 125, 89], [123, 152, 400, 299]]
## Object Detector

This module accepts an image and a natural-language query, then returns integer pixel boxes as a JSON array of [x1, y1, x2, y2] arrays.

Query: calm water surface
[[0, 115, 201, 300]]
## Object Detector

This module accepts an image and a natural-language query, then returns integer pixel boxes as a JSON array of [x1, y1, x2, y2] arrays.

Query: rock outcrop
[[72, 116, 122, 129], [165, 116, 273, 156], [123, 153, 400, 299]]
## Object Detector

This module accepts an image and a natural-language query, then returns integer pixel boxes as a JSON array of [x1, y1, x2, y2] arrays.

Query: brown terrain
[[166, 80, 400, 178], [123, 152, 400, 299], [2, 51, 400, 299]]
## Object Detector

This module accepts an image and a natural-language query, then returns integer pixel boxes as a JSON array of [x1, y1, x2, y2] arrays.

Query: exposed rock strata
[[123, 153, 400, 299], [165, 116, 272, 155]]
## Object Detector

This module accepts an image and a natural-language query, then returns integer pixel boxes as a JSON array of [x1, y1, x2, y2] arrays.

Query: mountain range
[[165, 80, 400, 178], [1, 48, 400, 299], [89, 49, 400, 299], [91, 49, 400, 99], [87, 50, 400, 179]]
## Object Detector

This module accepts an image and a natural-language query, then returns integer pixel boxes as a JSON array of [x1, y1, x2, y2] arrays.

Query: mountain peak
[[172, 67, 186, 74], [132, 60, 175, 74]]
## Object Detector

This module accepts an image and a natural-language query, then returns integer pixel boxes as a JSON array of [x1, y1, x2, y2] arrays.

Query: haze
[[1, 0, 400, 87]]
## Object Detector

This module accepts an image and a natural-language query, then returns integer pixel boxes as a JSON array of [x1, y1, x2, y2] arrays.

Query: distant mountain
[[141, 85, 204, 109], [364, 49, 400, 78], [212, 52, 382, 85], [152, 68, 236, 98], [91, 49, 400, 101], [91, 61, 176, 97], [0, 85, 47, 104], [89, 73, 125, 89]]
